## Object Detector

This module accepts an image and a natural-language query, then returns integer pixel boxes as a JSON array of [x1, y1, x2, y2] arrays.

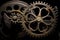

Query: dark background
[[0, 0, 60, 40]]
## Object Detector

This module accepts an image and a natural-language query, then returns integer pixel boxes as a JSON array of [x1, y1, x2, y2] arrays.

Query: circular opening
[[6, 6, 12, 11], [14, 5, 19, 10], [33, 8, 39, 16], [20, 7, 25, 12], [43, 16, 51, 20], [41, 9, 48, 17], [27, 14, 36, 21], [30, 21, 38, 30], [39, 23, 47, 31]]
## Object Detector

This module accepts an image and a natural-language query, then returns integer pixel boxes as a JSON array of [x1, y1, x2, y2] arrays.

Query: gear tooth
[[44, 2, 47, 4], [30, 3, 32, 5], [54, 10, 58, 15], [30, 2, 33, 6], [54, 9, 58, 12], [50, 7, 53, 10], [54, 6, 58, 10], [44, 3, 48, 6], [35, 1, 37, 3], [48, 4, 50, 6], [49, 5, 52, 8], [52, 7, 54, 10], [38, 1, 40, 3], [51, 6, 53, 8], [48, 5, 51, 7], [33, 2, 35, 4], [43, 2, 46, 4], [40, 1, 43, 3], [46, 3, 49, 5]]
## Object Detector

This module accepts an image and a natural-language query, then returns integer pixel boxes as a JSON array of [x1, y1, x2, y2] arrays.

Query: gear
[[0, 1, 28, 23], [0, 1, 29, 38], [8, 10, 24, 23], [22, 1, 58, 38]]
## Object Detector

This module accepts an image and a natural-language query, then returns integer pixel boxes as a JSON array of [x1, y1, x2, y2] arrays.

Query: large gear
[[0, 1, 29, 38], [22, 1, 58, 38]]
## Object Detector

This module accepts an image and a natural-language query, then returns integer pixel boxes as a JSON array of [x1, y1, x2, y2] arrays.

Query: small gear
[[8, 10, 24, 23], [0, 1, 28, 24], [22, 1, 58, 38], [0, 1, 29, 38]]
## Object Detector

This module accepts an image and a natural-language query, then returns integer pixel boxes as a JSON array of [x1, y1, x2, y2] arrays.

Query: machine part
[[22, 1, 58, 38], [0, 1, 29, 38]]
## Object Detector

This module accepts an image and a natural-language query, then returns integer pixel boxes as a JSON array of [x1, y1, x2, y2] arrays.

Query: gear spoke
[[37, 8, 41, 17], [42, 13, 49, 19], [42, 20, 51, 25], [36, 22, 40, 31], [29, 19, 37, 23], [30, 10, 37, 17], [42, 15, 54, 25]]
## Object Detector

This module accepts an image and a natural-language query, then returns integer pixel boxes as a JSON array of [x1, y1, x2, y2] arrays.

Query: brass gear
[[8, 10, 24, 23], [0, 1, 29, 38], [0, 1, 28, 24], [22, 1, 58, 38]]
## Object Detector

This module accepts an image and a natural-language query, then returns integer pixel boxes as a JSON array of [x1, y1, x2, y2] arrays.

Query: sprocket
[[22, 1, 58, 38]]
